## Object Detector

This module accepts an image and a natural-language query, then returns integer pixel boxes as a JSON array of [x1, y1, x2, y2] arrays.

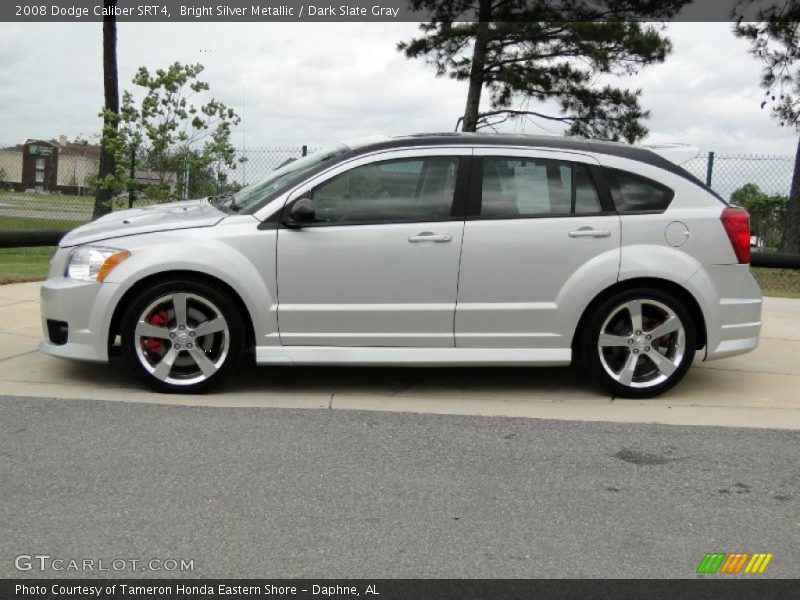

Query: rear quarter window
[[605, 168, 674, 214]]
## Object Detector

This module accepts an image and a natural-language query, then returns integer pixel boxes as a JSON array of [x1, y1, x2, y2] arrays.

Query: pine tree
[[735, 6, 800, 254], [398, 0, 690, 142]]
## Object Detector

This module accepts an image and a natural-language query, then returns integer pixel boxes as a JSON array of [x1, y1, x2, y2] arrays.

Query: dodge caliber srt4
[[40, 133, 761, 397]]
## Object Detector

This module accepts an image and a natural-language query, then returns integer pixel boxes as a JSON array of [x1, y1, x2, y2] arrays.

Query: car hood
[[59, 199, 226, 248]]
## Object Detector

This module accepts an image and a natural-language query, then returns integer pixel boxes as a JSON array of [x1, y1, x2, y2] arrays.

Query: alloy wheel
[[133, 292, 230, 387], [597, 298, 686, 389]]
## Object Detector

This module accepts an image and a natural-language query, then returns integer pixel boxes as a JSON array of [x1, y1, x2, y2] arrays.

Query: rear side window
[[480, 157, 602, 218], [605, 168, 674, 213]]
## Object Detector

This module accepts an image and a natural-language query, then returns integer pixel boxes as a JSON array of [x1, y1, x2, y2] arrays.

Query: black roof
[[349, 132, 689, 178], [350, 133, 726, 201]]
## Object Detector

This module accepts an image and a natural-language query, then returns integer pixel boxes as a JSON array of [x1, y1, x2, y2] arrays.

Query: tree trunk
[[781, 136, 800, 254], [461, 0, 492, 132], [92, 0, 119, 220]]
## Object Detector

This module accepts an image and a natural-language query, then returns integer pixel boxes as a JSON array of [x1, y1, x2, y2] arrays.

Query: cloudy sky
[[0, 21, 797, 156]]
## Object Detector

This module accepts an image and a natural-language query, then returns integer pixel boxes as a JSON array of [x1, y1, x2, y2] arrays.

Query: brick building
[[0, 136, 100, 194]]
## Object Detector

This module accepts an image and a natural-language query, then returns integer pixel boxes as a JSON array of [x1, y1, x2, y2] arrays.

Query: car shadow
[[60, 356, 606, 400]]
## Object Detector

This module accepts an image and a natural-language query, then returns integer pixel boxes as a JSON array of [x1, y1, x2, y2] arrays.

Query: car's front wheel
[[120, 278, 245, 393], [580, 288, 697, 398]]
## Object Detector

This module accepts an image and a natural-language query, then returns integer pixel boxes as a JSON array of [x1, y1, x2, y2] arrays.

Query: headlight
[[65, 246, 130, 282]]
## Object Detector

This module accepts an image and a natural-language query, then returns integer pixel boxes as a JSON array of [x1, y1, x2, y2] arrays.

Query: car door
[[277, 148, 470, 347], [455, 148, 621, 349]]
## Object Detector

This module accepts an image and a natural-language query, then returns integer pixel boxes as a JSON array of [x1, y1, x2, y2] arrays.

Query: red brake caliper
[[144, 308, 169, 354]]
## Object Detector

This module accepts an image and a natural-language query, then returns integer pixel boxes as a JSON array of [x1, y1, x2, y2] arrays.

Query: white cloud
[[0, 21, 796, 157]]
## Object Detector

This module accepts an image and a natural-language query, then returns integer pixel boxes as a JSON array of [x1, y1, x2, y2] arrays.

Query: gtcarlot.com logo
[[696, 552, 773, 575], [14, 554, 194, 572]]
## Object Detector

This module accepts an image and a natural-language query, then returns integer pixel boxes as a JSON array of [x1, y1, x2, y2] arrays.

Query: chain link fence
[[682, 153, 795, 201], [681, 153, 798, 297], [0, 141, 797, 295], [0, 142, 310, 230]]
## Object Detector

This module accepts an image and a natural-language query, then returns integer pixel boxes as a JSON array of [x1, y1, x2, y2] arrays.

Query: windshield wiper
[[208, 194, 235, 212]]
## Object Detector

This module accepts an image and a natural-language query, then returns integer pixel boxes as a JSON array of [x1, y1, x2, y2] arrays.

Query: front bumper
[[40, 277, 120, 363]]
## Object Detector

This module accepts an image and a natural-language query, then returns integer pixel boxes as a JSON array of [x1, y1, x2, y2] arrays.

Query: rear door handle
[[568, 228, 611, 238], [408, 232, 453, 243]]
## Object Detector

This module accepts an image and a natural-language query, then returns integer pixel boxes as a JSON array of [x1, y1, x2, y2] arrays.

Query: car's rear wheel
[[121, 279, 245, 393], [580, 288, 697, 398]]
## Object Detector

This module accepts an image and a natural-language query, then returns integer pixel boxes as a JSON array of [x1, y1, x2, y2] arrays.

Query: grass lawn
[[752, 267, 800, 299], [0, 216, 78, 284], [0, 190, 94, 205], [0, 215, 83, 230], [0, 247, 55, 284], [1, 191, 161, 212]]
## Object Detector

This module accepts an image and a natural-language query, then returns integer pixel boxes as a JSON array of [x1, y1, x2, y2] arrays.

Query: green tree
[[398, 0, 690, 140], [735, 5, 800, 253], [184, 158, 239, 199], [108, 62, 241, 202], [731, 182, 788, 249], [92, 0, 120, 219]]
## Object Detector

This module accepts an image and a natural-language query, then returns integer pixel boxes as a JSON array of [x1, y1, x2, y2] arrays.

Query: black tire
[[120, 278, 246, 393], [579, 287, 697, 399]]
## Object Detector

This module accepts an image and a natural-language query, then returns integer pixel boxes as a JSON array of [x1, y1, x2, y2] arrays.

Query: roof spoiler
[[636, 143, 701, 166]]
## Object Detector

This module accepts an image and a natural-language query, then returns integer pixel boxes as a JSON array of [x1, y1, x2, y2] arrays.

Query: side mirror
[[283, 197, 315, 229]]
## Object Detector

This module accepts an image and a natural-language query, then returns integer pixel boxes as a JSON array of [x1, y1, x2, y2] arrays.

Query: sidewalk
[[1, 281, 799, 430]]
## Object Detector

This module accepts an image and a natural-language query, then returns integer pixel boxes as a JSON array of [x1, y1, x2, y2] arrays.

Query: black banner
[[2, 0, 798, 23], [3, 579, 800, 600]]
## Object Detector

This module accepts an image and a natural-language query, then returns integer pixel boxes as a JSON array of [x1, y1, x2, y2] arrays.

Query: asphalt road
[[1, 395, 798, 579]]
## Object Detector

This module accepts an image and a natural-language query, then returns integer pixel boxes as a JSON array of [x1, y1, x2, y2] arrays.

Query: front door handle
[[408, 232, 453, 243], [568, 227, 611, 238]]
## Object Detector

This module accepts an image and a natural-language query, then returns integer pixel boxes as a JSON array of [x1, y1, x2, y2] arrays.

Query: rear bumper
[[691, 265, 762, 362]]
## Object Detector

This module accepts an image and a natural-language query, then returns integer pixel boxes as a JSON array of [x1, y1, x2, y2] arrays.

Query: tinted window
[[481, 158, 601, 217], [606, 168, 674, 213], [308, 157, 459, 224]]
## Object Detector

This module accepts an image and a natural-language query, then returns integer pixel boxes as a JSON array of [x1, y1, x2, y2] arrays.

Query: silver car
[[40, 134, 761, 397]]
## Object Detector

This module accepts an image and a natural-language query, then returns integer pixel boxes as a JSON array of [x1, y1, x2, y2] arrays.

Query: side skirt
[[254, 346, 572, 367]]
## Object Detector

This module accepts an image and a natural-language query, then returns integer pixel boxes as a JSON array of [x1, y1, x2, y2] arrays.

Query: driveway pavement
[[1, 281, 799, 430], [2, 396, 798, 578]]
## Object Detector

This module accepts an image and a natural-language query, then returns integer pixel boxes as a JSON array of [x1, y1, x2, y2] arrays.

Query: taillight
[[721, 206, 750, 264]]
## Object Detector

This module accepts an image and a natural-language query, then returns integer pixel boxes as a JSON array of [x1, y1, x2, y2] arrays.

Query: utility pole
[[181, 156, 189, 201]]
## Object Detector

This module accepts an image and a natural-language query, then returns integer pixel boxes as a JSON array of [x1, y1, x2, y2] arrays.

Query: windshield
[[229, 144, 351, 213]]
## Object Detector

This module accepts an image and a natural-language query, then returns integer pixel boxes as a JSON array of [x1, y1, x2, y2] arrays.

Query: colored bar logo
[[696, 552, 773, 574]]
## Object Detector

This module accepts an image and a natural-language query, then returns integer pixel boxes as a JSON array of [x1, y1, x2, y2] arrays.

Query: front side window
[[231, 144, 351, 213], [605, 168, 674, 213], [307, 156, 459, 224], [480, 157, 601, 218]]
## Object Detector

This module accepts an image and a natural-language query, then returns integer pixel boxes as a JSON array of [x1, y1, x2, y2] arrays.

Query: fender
[[619, 243, 703, 284], [100, 225, 278, 351], [559, 244, 716, 348], [618, 244, 716, 352]]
